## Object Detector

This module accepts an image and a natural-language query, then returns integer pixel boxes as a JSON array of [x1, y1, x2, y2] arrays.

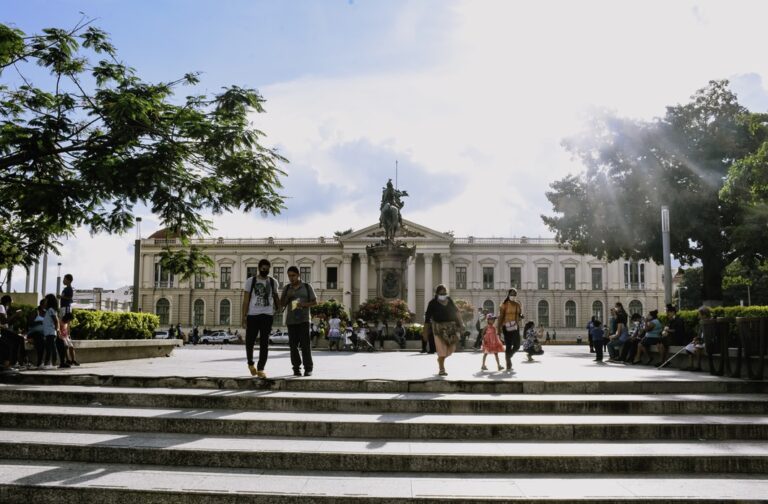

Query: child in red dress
[[481, 314, 505, 371]]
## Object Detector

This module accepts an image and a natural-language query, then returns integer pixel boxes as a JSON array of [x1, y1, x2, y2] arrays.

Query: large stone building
[[137, 219, 665, 333]]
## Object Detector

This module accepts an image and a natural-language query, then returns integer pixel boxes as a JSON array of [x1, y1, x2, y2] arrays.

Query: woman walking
[[424, 284, 463, 376], [497, 289, 523, 370]]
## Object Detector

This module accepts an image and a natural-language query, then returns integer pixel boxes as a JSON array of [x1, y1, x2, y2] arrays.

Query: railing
[[624, 283, 646, 290], [453, 237, 559, 245], [149, 237, 341, 246]]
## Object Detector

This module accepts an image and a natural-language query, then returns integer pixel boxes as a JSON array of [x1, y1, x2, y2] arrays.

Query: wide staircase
[[0, 372, 766, 502]]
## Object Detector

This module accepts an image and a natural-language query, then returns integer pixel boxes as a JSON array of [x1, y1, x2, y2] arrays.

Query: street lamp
[[56, 262, 62, 297], [661, 206, 672, 305]]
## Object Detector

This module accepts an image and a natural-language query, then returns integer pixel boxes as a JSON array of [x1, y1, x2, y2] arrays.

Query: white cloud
[[14, 0, 768, 291]]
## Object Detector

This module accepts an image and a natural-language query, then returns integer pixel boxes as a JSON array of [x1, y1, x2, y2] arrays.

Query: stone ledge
[[25, 339, 181, 364]]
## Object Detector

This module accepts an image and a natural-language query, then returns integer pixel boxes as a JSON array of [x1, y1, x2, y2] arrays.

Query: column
[[359, 254, 369, 305], [25, 268, 31, 293], [407, 256, 416, 314], [423, 253, 434, 311], [41, 253, 48, 296], [441, 253, 450, 290], [342, 254, 352, 312], [33, 261, 39, 295]]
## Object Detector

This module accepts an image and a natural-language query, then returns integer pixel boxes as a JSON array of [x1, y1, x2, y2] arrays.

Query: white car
[[200, 331, 236, 344], [153, 330, 170, 339], [269, 329, 289, 345]]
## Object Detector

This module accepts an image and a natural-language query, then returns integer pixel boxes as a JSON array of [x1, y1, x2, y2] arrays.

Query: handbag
[[432, 321, 460, 346]]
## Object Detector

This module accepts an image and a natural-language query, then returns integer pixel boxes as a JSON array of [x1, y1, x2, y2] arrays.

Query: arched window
[[193, 299, 205, 327], [156, 298, 170, 325], [628, 300, 643, 317], [537, 300, 549, 327], [219, 299, 231, 325], [565, 300, 577, 328], [482, 300, 495, 315], [592, 300, 604, 322]]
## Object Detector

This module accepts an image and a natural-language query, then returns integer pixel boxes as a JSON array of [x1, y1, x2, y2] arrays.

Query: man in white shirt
[[241, 259, 281, 378]]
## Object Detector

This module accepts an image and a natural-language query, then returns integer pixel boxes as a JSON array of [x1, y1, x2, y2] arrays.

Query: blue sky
[[4, 0, 768, 291]]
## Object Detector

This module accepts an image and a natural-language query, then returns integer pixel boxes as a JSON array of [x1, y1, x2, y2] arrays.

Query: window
[[564, 267, 576, 290], [624, 262, 646, 290], [565, 300, 577, 328], [509, 267, 522, 290], [219, 299, 231, 325], [326, 267, 338, 289], [628, 300, 643, 316], [273, 266, 284, 285], [220, 266, 231, 289], [155, 298, 170, 325], [154, 263, 174, 288], [194, 271, 205, 289], [592, 268, 603, 290], [455, 267, 467, 290], [592, 300, 604, 322], [537, 267, 549, 290], [246, 266, 258, 279], [300, 266, 311, 284], [193, 299, 205, 326], [482, 299, 495, 315], [482, 267, 494, 289], [537, 300, 549, 327]]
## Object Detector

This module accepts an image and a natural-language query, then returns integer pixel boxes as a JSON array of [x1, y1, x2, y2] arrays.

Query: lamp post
[[132, 217, 142, 312], [56, 262, 62, 297], [661, 206, 672, 306]]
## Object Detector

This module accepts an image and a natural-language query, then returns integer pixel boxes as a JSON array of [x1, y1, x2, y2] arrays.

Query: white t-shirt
[[243, 276, 279, 316], [0, 304, 7, 328]]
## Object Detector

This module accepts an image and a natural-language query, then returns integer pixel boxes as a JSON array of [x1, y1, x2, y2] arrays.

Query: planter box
[[25, 339, 181, 364]]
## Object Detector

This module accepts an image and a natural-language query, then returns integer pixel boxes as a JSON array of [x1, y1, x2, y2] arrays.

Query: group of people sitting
[[0, 293, 79, 373], [588, 302, 706, 370], [324, 316, 407, 352]]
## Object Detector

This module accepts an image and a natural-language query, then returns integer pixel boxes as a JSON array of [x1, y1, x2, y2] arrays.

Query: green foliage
[[356, 297, 411, 324], [543, 80, 763, 302], [722, 259, 768, 306], [677, 267, 703, 310], [662, 305, 768, 342], [333, 228, 353, 237], [312, 299, 350, 324], [404, 323, 423, 340], [69, 310, 159, 340], [6, 303, 37, 332], [0, 18, 287, 278]]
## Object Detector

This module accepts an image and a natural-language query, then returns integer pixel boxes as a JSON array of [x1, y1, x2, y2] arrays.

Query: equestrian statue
[[379, 179, 408, 243]]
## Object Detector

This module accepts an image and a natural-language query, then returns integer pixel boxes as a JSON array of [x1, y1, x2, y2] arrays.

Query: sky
[[4, 0, 768, 292]]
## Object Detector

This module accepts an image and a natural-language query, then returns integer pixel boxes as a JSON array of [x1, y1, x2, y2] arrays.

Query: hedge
[[659, 306, 768, 341], [6, 304, 159, 340]]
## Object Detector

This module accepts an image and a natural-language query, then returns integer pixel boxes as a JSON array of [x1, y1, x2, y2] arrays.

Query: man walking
[[242, 259, 281, 378], [280, 266, 317, 376]]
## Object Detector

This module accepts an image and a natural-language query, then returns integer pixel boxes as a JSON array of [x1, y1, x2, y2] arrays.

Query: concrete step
[[2, 429, 768, 474], [1, 403, 766, 441], [3, 371, 767, 394], [2, 384, 767, 415], [2, 460, 766, 503]]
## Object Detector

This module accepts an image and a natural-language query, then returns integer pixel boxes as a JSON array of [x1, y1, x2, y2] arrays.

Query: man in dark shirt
[[59, 274, 74, 315], [661, 304, 685, 367]]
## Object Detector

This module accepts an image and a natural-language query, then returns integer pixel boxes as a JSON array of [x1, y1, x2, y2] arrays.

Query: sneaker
[[293, 370, 302, 377], [438, 370, 447, 376], [71, 361, 80, 366], [43, 364, 54, 370], [255, 370, 267, 379], [58, 363, 71, 369], [304, 370, 313, 377], [480, 365, 488, 371], [247, 364, 257, 376]]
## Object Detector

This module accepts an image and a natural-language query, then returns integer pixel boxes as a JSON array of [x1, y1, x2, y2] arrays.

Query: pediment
[[339, 219, 454, 243]]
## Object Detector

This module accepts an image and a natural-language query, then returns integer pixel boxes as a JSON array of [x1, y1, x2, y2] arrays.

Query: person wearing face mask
[[497, 288, 523, 371], [241, 259, 281, 378], [423, 284, 463, 376]]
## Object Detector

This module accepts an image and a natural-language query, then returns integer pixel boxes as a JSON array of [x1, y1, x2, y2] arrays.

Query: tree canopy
[[543, 80, 768, 302], [356, 297, 411, 325], [0, 19, 286, 276]]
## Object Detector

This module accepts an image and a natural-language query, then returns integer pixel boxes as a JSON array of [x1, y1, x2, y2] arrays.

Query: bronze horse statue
[[379, 203, 400, 243]]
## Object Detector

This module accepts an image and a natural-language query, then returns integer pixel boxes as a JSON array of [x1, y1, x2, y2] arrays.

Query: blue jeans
[[607, 338, 624, 359]]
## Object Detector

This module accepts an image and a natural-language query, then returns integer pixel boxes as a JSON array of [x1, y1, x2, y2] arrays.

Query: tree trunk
[[700, 246, 724, 306]]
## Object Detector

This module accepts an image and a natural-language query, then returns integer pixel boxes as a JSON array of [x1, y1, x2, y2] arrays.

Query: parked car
[[153, 330, 170, 339], [269, 329, 289, 345], [200, 331, 236, 344]]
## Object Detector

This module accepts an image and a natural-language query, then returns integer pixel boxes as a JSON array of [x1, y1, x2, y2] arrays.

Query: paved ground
[[34, 344, 738, 383]]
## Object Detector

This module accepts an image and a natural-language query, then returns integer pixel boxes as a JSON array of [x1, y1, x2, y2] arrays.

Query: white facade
[[137, 220, 665, 330]]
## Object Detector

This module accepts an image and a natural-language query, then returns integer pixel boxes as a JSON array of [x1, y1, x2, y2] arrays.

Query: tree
[[0, 19, 286, 278], [543, 80, 757, 303], [676, 267, 703, 310], [722, 259, 768, 306]]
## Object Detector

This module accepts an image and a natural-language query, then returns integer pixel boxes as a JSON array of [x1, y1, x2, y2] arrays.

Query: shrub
[[405, 323, 423, 340], [659, 305, 768, 341], [312, 299, 350, 324], [69, 310, 159, 340]]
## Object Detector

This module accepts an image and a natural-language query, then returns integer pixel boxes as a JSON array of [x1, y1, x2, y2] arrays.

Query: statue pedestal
[[367, 241, 415, 300]]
